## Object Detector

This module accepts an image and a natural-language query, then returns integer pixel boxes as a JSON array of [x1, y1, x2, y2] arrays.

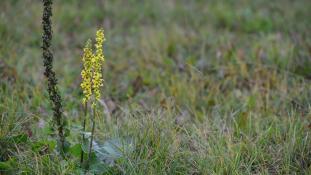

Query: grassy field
[[0, 0, 311, 174]]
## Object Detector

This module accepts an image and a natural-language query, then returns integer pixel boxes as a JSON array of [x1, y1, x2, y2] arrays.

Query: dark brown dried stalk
[[42, 0, 66, 153]]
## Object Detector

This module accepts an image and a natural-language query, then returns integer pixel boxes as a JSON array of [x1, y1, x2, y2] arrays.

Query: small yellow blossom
[[81, 40, 94, 105], [92, 29, 105, 103], [80, 29, 105, 107]]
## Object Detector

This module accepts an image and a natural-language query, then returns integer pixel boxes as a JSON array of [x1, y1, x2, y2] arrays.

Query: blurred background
[[0, 0, 311, 174], [0, 0, 310, 118]]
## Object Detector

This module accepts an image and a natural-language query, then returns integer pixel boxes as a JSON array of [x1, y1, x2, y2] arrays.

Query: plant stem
[[42, 0, 66, 153], [80, 102, 87, 165], [87, 106, 96, 168]]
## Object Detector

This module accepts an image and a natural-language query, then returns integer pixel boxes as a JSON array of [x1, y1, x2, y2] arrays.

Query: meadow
[[0, 0, 310, 174]]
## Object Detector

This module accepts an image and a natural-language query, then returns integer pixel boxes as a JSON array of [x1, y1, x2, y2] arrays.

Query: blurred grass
[[0, 0, 310, 174]]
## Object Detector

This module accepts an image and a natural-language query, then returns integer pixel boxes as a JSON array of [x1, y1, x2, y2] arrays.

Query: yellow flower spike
[[80, 39, 94, 105], [80, 29, 105, 107], [92, 29, 105, 102]]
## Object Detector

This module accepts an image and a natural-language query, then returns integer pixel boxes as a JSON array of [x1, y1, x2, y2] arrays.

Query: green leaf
[[81, 139, 89, 153], [61, 140, 71, 153], [0, 158, 17, 171], [89, 162, 109, 174], [31, 140, 56, 153], [69, 144, 82, 158], [47, 140, 57, 150], [0, 161, 11, 170], [93, 137, 134, 164], [64, 128, 71, 137]]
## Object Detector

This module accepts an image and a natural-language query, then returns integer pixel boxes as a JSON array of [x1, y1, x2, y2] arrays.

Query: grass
[[0, 0, 311, 174]]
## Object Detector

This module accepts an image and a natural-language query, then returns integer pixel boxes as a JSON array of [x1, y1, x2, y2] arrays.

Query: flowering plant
[[80, 29, 105, 168]]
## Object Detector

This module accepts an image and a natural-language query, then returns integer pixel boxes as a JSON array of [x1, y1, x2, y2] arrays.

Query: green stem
[[87, 105, 96, 169], [80, 102, 87, 165]]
